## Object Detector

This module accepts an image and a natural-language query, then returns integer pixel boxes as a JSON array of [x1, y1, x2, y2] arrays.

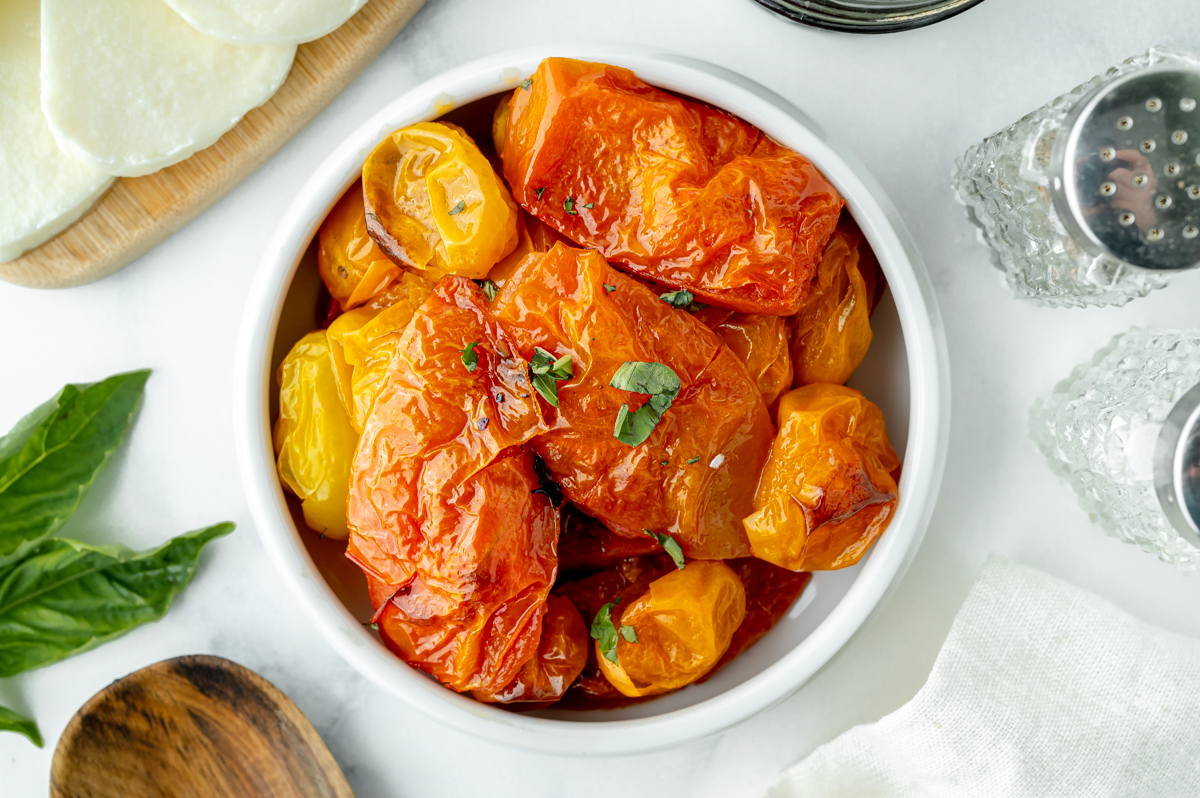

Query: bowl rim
[[233, 44, 951, 757]]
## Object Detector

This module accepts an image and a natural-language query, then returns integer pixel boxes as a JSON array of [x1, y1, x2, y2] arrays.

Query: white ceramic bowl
[[233, 46, 950, 756]]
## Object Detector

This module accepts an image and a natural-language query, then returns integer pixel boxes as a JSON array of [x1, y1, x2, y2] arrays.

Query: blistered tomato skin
[[473, 595, 588, 705], [501, 58, 844, 315], [490, 243, 774, 560], [363, 122, 520, 280], [273, 331, 358, 540], [317, 179, 406, 310], [790, 218, 875, 387], [744, 384, 900, 572], [597, 560, 747, 698], [696, 308, 793, 410], [346, 278, 558, 694]]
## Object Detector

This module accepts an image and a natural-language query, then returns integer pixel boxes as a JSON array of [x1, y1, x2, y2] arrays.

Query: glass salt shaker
[[1030, 328, 1200, 574], [954, 47, 1200, 308]]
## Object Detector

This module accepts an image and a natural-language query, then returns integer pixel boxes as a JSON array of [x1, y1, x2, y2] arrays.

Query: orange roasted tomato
[[500, 58, 844, 315], [318, 179, 407, 310], [473, 595, 588, 705], [744, 384, 899, 571], [553, 554, 676, 708], [790, 217, 876, 386], [695, 308, 793, 411], [596, 561, 746, 698], [363, 122, 519, 280], [347, 277, 558, 694], [490, 242, 775, 560]]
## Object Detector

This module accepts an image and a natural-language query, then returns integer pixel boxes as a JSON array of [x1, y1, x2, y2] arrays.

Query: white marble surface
[[4, 0, 1200, 794]]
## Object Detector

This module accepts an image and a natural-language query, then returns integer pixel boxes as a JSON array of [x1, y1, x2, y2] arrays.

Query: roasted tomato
[[554, 555, 676, 707], [485, 211, 571, 290], [317, 179, 405, 310], [557, 504, 661, 575], [696, 308, 793, 410], [347, 278, 558, 693], [744, 384, 899, 571], [363, 122, 520, 280], [273, 331, 358, 539], [326, 278, 432, 433], [790, 217, 875, 386], [698, 558, 811, 682], [500, 58, 844, 315], [490, 242, 774, 560], [473, 595, 588, 705], [596, 561, 746, 698]]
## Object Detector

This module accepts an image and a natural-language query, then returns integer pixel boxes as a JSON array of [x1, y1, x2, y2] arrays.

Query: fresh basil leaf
[[620, 624, 638, 643], [589, 599, 622, 665], [0, 522, 233, 678], [474, 279, 499, 302], [447, 200, 466, 216], [564, 196, 577, 216], [535, 187, 546, 201], [645, 529, 686, 570], [520, 77, 532, 91], [0, 370, 150, 569], [659, 289, 695, 309], [0, 705, 42, 747], [686, 455, 701, 464], [609, 362, 681, 447], [461, 342, 479, 372], [529, 347, 573, 408], [584, 202, 595, 210], [603, 284, 616, 295]]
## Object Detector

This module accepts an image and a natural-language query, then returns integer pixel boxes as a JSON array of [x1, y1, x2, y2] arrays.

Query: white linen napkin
[[767, 558, 1200, 798]]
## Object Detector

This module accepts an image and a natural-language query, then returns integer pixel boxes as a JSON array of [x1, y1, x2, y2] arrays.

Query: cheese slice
[[0, 0, 113, 263], [161, 0, 369, 45], [41, 0, 296, 178]]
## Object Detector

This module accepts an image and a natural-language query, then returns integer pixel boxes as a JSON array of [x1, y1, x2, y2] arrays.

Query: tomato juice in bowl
[[233, 46, 949, 755]]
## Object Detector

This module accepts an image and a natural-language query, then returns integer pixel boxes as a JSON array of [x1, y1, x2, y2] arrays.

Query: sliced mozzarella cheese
[[161, 0, 369, 45], [0, 0, 113, 263], [40, 0, 296, 178]]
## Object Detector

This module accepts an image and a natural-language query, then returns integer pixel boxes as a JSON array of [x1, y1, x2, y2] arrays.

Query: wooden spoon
[[50, 654, 355, 798]]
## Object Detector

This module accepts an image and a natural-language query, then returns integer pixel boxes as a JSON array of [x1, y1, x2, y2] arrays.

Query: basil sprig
[[610, 361, 681, 447], [0, 706, 41, 748], [0, 372, 232, 746], [590, 599, 638, 665], [645, 530, 686, 570], [0, 370, 149, 568], [529, 347, 573, 407]]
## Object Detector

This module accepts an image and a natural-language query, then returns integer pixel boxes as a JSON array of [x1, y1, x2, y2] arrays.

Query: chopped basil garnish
[[610, 361, 681, 446], [529, 347, 574, 407], [460, 342, 479, 372], [535, 187, 546, 201], [645, 530, 686, 570], [659, 289, 707, 313], [521, 77, 533, 91], [474, 278, 499, 302], [603, 284, 616, 295], [564, 196, 577, 215], [448, 200, 466, 216], [584, 202, 595, 209], [685, 455, 701, 464], [590, 599, 634, 665]]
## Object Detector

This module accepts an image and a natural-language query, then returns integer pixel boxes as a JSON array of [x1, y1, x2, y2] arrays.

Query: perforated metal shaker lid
[[1051, 67, 1200, 271], [1156, 382, 1200, 547]]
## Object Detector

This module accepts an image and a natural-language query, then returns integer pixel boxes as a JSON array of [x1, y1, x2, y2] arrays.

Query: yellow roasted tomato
[[363, 122, 520, 280], [273, 331, 358, 539], [596, 561, 746, 698], [743, 384, 899, 571], [326, 276, 433, 432], [317, 179, 405, 310]]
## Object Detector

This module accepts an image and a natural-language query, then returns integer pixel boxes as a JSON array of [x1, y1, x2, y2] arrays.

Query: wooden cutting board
[[49, 655, 355, 798], [0, 0, 426, 290]]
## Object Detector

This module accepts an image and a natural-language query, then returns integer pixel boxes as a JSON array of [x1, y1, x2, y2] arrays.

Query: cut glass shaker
[[1030, 328, 1200, 574], [954, 47, 1200, 307]]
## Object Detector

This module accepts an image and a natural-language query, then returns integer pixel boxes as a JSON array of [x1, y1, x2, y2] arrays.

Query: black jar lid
[[752, 0, 986, 34]]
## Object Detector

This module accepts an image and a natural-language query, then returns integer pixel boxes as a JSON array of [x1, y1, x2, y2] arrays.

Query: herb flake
[[610, 361, 681, 447], [603, 284, 616, 295], [448, 200, 466, 216], [590, 600, 634, 665], [529, 347, 573, 407], [535, 187, 546, 201], [474, 278, 499, 302], [564, 196, 577, 216], [460, 342, 480, 372], [584, 202, 595, 209], [686, 455, 701, 465], [620, 624, 638, 643], [645, 529, 686, 570], [521, 77, 533, 91]]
